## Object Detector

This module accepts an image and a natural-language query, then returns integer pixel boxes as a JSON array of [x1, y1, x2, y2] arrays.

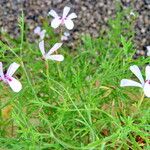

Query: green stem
[[59, 27, 63, 41], [19, 12, 24, 58], [56, 27, 64, 79], [21, 61, 38, 101], [56, 63, 62, 79], [138, 93, 145, 108], [45, 60, 50, 87]]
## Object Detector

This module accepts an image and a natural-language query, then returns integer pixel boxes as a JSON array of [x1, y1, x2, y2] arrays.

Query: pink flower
[[0, 62, 22, 92], [34, 26, 46, 40], [120, 65, 150, 97], [49, 6, 77, 30], [39, 40, 64, 61], [61, 32, 70, 41]]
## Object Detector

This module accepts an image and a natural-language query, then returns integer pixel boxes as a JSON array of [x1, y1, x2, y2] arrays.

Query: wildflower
[[34, 26, 46, 40], [48, 6, 77, 30], [0, 62, 22, 92], [146, 46, 150, 56], [61, 31, 70, 41], [120, 65, 150, 97], [61, 35, 68, 42], [39, 40, 64, 61]]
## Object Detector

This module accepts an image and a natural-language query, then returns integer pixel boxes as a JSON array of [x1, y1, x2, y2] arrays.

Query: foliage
[[0, 4, 150, 150]]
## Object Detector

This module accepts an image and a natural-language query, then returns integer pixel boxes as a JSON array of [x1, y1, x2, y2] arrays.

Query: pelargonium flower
[[48, 6, 77, 30], [61, 31, 70, 41], [34, 26, 46, 40], [120, 65, 150, 97], [39, 40, 64, 61], [0, 62, 22, 93]]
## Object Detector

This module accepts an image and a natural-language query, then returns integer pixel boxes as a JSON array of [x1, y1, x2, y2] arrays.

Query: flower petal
[[145, 65, 150, 81], [146, 46, 150, 56], [51, 18, 61, 29], [0, 62, 4, 79], [67, 13, 77, 19], [47, 43, 62, 56], [61, 35, 68, 41], [64, 19, 74, 30], [39, 40, 45, 56], [34, 26, 41, 34], [40, 30, 46, 40], [146, 46, 150, 51], [6, 62, 20, 77], [7, 77, 22, 93], [64, 31, 70, 37], [130, 65, 144, 86], [48, 10, 59, 18], [46, 55, 64, 61], [120, 79, 142, 88], [143, 81, 150, 97], [63, 6, 70, 18]]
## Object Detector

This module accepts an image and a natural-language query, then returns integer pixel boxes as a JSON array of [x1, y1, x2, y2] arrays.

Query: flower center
[[60, 17, 67, 24], [145, 80, 150, 84], [4, 75, 12, 82]]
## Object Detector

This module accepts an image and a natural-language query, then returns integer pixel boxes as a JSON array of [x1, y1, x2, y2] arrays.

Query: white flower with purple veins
[[34, 26, 46, 40], [39, 40, 64, 61], [49, 6, 77, 30], [120, 65, 150, 97], [0, 62, 22, 93]]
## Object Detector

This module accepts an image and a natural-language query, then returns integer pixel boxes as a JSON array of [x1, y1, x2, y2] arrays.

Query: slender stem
[[18, 12, 38, 100], [0, 41, 21, 61], [45, 60, 50, 87], [56, 63, 62, 79], [45, 61, 49, 76], [21, 61, 38, 101], [11, 120, 14, 137], [56, 27, 64, 79], [19, 11, 24, 58], [138, 93, 145, 108], [59, 27, 63, 41]]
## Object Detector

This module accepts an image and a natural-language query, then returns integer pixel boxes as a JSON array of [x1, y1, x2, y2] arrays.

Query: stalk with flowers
[[0, 4, 149, 149]]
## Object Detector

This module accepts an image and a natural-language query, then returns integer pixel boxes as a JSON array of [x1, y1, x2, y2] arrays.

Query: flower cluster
[[0, 6, 77, 93], [1, 6, 149, 101]]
